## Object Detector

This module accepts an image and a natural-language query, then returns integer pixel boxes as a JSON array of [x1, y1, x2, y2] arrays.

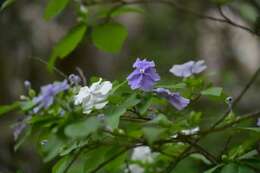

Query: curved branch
[[212, 67, 260, 128], [83, 0, 259, 36]]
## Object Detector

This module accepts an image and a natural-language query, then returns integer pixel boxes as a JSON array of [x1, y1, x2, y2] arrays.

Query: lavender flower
[[169, 60, 207, 78], [13, 121, 27, 141], [127, 58, 160, 91], [33, 80, 69, 113], [68, 74, 81, 85], [155, 88, 190, 110]]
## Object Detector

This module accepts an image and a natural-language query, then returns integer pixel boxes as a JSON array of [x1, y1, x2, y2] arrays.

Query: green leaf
[[92, 22, 128, 53], [15, 126, 32, 151], [48, 24, 87, 70], [40, 134, 64, 162], [52, 156, 73, 173], [110, 5, 144, 17], [142, 127, 164, 144], [190, 153, 211, 165], [201, 87, 223, 97], [0, 102, 20, 117], [0, 0, 15, 11], [238, 165, 255, 173], [241, 158, 260, 170], [221, 163, 238, 173], [106, 93, 140, 129], [238, 127, 260, 133], [137, 97, 154, 115], [204, 164, 224, 173], [65, 116, 100, 138], [44, 0, 70, 20], [156, 83, 187, 90]]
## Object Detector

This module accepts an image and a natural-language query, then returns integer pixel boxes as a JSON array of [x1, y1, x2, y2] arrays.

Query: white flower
[[74, 79, 112, 114], [131, 146, 153, 162], [126, 146, 153, 173]]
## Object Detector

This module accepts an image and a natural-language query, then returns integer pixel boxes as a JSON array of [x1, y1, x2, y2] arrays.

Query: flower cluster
[[25, 58, 207, 117], [127, 58, 206, 110]]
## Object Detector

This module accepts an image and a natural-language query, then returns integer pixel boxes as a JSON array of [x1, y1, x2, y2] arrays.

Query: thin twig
[[201, 110, 260, 136], [212, 68, 260, 128], [233, 68, 260, 107], [83, 0, 259, 36], [182, 139, 218, 164], [217, 6, 255, 34], [89, 147, 130, 173], [64, 150, 82, 173], [31, 57, 67, 78], [76, 67, 87, 85]]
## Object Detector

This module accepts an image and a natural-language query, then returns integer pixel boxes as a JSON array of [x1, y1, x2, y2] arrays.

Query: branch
[[83, 0, 259, 36], [217, 6, 255, 34], [201, 110, 260, 136], [233, 68, 260, 107], [182, 139, 218, 164], [89, 147, 130, 173], [211, 68, 260, 128]]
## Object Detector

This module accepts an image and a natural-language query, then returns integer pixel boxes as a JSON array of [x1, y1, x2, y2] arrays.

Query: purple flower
[[127, 58, 160, 91], [169, 60, 207, 78], [13, 121, 26, 141], [154, 88, 190, 110], [68, 74, 81, 85], [33, 80, 69, 113]]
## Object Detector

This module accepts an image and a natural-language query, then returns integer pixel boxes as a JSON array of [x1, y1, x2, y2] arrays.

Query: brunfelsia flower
[[127, 58, 160, 91], [33, 80, 69, 113], [74, 79, 112, 114], [169, 60, 207, 78], [154, 88, 190, 110]]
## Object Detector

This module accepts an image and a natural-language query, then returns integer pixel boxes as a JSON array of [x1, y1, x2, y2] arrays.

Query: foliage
[[1, 0, 260, 173]]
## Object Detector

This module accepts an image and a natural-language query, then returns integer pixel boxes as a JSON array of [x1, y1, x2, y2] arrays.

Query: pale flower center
[[139, 69, 145, 74]]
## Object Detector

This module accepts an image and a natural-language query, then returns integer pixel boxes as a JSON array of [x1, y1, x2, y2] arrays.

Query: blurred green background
[[0, 0, 260, 172]]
